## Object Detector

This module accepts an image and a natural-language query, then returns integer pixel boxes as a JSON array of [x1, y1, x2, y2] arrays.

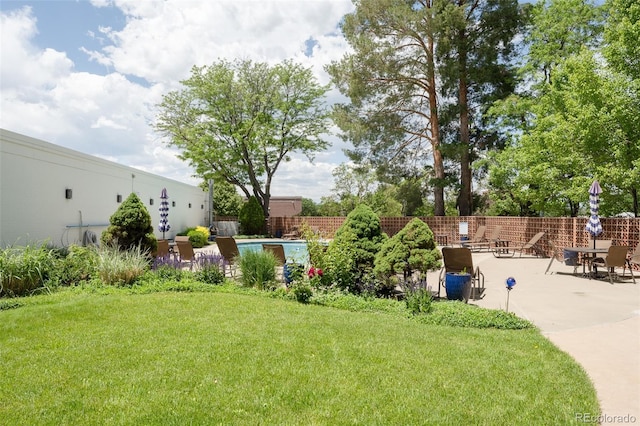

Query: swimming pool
[[236, 240, 311, 263]]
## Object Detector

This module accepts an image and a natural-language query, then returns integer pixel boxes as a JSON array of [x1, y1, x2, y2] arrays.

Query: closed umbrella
[[158, 188, 171, 240], [585, 180, 602, 248]]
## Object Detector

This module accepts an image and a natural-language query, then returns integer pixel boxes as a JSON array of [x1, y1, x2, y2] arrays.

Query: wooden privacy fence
[[268, 216, 640, 258]]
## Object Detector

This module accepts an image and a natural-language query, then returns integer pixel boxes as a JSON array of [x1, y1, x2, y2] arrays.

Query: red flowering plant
[[306, 266, 324, 288]]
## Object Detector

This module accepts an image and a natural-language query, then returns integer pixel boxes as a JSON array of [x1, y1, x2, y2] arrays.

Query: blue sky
[[0, 0, 354, 200], [4, 1, 126, 74]]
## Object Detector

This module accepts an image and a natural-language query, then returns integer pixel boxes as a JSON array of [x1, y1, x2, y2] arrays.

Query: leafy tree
[[485, 0, 640, 216], [317, 197, 344, 216], [327, 0, 447, 216], [327, 163, 378, 214], [488, 50, 639, 216], [603, 0, 640, 81], [155, 59, 331, 218], [211, 179, 242, 217], [602, 0, 640, 215], [300, 198, 319, 216], [101, 193, 157, 254], [238, 196, 265, 235], [526, 0, 603, 86], [396, 177, 426, 216]]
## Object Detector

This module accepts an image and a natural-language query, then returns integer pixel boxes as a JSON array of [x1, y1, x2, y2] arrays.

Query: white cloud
[[0, 1, 354, 200], [0, 7, 74, 88]]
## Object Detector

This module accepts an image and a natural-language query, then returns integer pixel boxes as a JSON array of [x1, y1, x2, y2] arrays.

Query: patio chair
[[628, 242, 640, 271], [584, 239, 613, 273], [591, 245, 635, 284], [545, 240, 580, 275], [465, 225, 502, 252], [454, 225, 487, 247], [262, 244, 287, 265], [216, 236, 241, 277], [175, 240, 197, 270], [155, 239, 171, 259], [497, 232, 546, 258], [263, 243, 287, 282], [437, 247, 485, 300], [282, 227, 300, 240]]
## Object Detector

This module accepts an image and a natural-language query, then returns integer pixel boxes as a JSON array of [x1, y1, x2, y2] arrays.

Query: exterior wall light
[[189, 203, 192, 208], [172, 201, 176, 207], [117, 194, 122, 203], [65, 188, 72, 199], [150, 198, 154, 205]]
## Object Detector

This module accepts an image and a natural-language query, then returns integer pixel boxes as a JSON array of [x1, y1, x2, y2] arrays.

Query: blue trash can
[[445, 272, 472, 302], [284, 263, 304, 285], [564, 249, 578, 266]]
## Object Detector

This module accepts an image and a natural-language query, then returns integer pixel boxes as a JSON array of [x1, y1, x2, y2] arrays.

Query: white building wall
[[0, 129, 207, 248]]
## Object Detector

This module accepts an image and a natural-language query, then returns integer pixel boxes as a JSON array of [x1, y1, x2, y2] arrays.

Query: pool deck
[[200, 240, 640, 423]]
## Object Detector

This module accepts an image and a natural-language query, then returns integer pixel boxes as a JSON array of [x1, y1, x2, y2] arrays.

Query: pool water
[[236, 240, 311, 264]]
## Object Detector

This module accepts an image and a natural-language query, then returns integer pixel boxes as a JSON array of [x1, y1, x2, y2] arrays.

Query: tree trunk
[[458, 55, 472, 216], [427, 21, 445, 217]]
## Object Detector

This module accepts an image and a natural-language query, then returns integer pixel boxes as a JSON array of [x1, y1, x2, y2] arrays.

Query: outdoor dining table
[[563, 246, 609, 278]]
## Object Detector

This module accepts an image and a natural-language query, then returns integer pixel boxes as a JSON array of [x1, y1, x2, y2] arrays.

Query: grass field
[[0, 289, 599, 424]]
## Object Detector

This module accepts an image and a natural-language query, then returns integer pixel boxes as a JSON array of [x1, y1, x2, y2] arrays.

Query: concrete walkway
[[433, 251, 640, 424]]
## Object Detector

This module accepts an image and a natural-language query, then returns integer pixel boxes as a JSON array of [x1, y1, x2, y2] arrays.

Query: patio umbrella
[[585, 180, 603, 248], [158, 188, 171, 240]]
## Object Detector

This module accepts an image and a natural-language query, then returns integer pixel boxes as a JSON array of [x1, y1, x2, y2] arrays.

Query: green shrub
[[194, 252, 226, 285], [320, 229, 358, 292], [325, 204, 386, 293], [101, 193, 157, 255], [238, 250, 277, 290], [374, 218, 442, 295], [0, 243, 57, 297], [196, 264, 225, 285], [153, 265, 186, 282], [176, 227, 194, 236], [96, 245, 149, 286], [187, 228, 208, 248], [238, 196, 265, 235], [405, 286, 433, 315], [417, 301, 534, 329], [53, 245, 99, 285], [290, 281, 313, 303]]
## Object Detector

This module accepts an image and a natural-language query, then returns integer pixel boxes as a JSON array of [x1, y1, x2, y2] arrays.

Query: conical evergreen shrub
[[101, 193, 157, 254]]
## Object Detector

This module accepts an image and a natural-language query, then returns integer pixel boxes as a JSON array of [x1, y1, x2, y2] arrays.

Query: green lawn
[[0, 290, 598, 424]]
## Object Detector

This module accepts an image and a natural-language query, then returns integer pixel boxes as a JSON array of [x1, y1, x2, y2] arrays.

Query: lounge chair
[[263, 244, 287, 282], [628, 242, 640, 272], [454, 225, 487, 247], [495, 231, 545, 258], [216, 236, 241, 277], [175, 240, 197, 270], [437, 247, 485, 300], [262, 244, 287, 265], [282, 227, 300, 240], [591, 245, 635, 284], [465, 225, 502, 252], [155, 239, 170, 259]]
